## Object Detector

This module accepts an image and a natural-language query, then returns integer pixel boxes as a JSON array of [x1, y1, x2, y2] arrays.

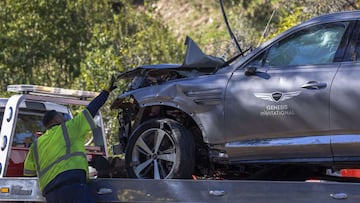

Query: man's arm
[[86, 90, 109, 117], [24, 147, 37, 176], [86, 75, 117, 117]]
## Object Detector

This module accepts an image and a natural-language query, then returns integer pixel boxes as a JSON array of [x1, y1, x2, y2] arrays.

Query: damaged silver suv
[[111, 10, 360, 179]]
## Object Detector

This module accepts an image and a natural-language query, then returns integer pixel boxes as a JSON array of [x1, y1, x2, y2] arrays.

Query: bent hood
[[116, 36, 225, 80]]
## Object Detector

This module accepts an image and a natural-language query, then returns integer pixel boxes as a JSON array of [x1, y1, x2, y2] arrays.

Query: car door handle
[[301, 81, 327, 90]]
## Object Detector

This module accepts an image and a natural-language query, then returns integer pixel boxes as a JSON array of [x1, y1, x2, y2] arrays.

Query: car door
[[330, 21, 360, 161], [224, 21, 352, 162]]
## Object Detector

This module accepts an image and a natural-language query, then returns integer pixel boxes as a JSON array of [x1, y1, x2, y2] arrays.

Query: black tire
[[125, 118, 195, 179]]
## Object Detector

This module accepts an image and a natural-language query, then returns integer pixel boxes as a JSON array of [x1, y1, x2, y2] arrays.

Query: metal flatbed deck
[[2, 177, 360, 202], [88, 178, 360, 203]]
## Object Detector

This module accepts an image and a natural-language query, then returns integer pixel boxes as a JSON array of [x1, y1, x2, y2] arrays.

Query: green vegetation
[[0, 0, 183, 144], [0, 0, 183, 91], [0, 0, 358, 145]]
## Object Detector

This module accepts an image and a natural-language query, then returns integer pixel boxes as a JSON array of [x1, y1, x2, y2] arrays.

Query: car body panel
[[116, 73, 231, 143], [223, 64, 338, 161], [114, 10, 360, 171], [330, 61, 360, 160]]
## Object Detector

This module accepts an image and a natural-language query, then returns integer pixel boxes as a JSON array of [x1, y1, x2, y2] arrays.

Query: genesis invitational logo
[[254, 91, 301, 116], [254, 91, 301, 103]]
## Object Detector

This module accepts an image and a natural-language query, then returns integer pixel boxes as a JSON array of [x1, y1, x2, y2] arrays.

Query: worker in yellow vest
[[23, 76, 117, 203]]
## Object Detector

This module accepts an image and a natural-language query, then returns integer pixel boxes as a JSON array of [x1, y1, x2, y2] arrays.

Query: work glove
[[106, 74, 117, 92]]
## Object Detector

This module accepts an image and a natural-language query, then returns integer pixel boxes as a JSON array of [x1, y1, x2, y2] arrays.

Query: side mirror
[[244, 65, 270, 79], [245, 66, 258, 76]]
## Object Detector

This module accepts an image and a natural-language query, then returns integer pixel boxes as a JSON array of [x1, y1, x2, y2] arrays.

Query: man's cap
[[42, 110, 58, 126]]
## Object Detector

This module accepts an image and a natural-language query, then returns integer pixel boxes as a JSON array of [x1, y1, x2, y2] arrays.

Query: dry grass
[[154, 0, 223, 41]]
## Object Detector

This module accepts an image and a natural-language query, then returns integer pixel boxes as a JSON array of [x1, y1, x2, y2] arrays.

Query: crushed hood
[[116, 36, 225, 80]]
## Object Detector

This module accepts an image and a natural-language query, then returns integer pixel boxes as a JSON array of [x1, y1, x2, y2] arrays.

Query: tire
[[125, 118, 195, 179]]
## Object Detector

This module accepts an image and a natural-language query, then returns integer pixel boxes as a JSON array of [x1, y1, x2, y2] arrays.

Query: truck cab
[[0, 85, 108, 178]]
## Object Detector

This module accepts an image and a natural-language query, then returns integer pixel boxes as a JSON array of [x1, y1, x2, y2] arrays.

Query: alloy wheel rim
[[131, 128, 176, 179]]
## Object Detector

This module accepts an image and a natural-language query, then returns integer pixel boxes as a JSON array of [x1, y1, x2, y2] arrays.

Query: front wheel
[[125, 119, 195, 179]]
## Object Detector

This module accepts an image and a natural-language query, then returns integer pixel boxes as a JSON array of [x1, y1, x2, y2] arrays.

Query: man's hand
[[106, 75, 117, 92]]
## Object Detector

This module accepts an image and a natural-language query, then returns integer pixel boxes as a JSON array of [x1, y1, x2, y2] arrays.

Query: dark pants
[[43, 169, 95, 203]]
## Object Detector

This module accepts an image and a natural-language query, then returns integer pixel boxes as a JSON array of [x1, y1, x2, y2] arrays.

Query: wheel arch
[[125, 117, 197, 179], [113, 93, 212, 171], [138, 103, 205, 146], [134, 103, 210, 171]]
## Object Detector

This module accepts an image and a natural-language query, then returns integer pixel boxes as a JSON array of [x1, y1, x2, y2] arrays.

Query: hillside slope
[[154, 0, 222, 39], [153, 0, 247, 57]]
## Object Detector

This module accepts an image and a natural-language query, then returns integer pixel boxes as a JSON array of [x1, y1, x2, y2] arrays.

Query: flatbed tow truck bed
[[1, 177, 360, 202]]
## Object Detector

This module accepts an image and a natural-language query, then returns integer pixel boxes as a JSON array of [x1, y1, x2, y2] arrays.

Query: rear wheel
[[125, 118, 195, 179]]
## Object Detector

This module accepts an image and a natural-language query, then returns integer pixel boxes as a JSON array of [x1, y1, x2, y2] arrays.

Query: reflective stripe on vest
[[32, 110, 95, 178], [83, 110, 97, 135], [24, 169, 37, 176], [33, 123, 86, 178], [84, 109, 96, 130]]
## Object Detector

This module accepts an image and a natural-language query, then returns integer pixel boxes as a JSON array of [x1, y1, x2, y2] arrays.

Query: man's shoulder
[[73, 109, 91, 120], [67, 109, 93, 128]]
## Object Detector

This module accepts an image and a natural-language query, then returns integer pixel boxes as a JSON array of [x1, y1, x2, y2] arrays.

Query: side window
[[13, 114, 44, 147], [265, 22, 349, 67], [248, 52, 266, 68], [354, 28, 360, 61]]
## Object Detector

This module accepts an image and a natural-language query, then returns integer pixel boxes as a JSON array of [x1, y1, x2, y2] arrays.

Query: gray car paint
[[113, 10, 360, 165]]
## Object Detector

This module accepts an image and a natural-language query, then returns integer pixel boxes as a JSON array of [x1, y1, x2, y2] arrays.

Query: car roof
[[277, 10, 360, 42], [308, 10, 360, 22], [283, 10, 360, 37]]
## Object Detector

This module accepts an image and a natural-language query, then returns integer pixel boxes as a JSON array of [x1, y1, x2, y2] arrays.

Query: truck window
[[13, 114, 44, 147]]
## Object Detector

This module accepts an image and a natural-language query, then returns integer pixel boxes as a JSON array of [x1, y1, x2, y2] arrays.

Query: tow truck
[[1, 84, 360, 202]]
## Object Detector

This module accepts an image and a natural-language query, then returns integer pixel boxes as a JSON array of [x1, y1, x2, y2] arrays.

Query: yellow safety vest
[[23, 109, 96, 191]]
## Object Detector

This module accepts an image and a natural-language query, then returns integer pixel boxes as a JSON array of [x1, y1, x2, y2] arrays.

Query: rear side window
[[0, 100, 73, 148], [352, 24, 360, 61], [265, 22, 349, 67], [13, 113, 44, 147]]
